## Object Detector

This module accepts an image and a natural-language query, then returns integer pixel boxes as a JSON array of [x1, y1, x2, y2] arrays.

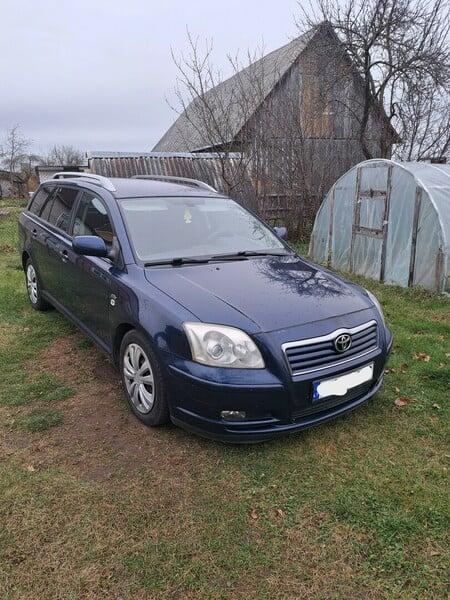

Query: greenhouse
[[310, 159, 450, 294]]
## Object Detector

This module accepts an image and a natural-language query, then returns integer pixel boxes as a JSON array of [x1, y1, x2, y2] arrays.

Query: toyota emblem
[[334, 333, 352, 353]]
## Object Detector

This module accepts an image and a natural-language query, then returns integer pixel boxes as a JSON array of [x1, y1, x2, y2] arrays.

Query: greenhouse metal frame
[[310, 159, 450, 294]]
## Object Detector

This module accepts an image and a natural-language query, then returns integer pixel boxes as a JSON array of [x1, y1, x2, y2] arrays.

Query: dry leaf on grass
[[394, 397, 411, 407]]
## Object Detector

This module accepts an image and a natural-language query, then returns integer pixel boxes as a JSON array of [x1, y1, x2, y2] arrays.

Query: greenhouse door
[[349, 164, 392, 281]]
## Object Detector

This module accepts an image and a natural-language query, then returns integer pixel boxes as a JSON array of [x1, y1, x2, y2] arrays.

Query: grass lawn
[[0, 203, 448, 599]]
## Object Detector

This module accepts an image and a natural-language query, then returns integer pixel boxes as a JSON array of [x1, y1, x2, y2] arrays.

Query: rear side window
[[28, 187, 52, 215], [39, 189, 57, 222], [46, 187, 79, 232], [30, 185, 79, 233]]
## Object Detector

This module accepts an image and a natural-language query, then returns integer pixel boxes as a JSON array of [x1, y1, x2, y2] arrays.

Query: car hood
[[144, 255, 373, 333]]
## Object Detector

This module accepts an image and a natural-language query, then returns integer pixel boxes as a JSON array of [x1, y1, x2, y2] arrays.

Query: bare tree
[[20, 153, 42, 190], [395, 78, 450, 161], [169, 32, 269, 205], [41, 144, 85, 166], [298, 0, 450, 160], [0, 123, 30, 185]]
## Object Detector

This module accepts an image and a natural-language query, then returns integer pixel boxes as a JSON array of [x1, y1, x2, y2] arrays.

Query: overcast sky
[[1, 0, 315, 158]]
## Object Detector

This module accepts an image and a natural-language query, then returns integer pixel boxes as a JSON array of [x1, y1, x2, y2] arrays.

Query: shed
[[87, 151, 257, 211], [310, 160, 450, 294], [35, 164, 87, 184]]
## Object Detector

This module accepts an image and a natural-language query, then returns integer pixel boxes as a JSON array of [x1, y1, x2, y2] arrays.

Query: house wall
[[0, 179, 13, 198], [0, 177, 25, 198]]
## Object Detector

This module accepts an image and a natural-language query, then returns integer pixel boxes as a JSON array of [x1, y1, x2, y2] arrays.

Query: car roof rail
[[132, 174, 218, 192], [52, 172, 116, 192]]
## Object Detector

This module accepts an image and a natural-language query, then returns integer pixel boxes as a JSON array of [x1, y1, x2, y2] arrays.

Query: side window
[[39, 189, 57, 222], [28, 186, 52, 215], [72, 193, 114, 243], [46, 187, 79, 233]]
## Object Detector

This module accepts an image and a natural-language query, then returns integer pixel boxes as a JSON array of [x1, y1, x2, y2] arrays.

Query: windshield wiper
[[144, 250, 290, 267], [209, 250, 290, 260], [144, 257, 212, 267], [236, 250, 290, 257]]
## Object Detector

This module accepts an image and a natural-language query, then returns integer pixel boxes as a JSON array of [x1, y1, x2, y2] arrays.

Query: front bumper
[[170, 372, 385, 443], [165, 350, 389, 443]]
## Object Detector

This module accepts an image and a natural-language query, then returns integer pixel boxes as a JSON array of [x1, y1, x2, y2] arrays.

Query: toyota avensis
[[19, 173, 392, 442]]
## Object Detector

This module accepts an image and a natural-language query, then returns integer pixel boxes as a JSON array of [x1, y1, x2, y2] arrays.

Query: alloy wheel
[[122, 342, 155, 414], [26, 263, 38, 305]]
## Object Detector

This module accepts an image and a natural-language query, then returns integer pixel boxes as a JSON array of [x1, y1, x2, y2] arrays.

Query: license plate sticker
[[312, 363, 374, 401]]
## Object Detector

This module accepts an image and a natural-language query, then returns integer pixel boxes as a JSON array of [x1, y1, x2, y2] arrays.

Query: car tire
[[25, 258, 49, 311], [119, 330, 170, 426]]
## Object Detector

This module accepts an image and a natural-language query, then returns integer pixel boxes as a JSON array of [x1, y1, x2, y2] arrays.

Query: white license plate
[[312, 363, 374, 401]]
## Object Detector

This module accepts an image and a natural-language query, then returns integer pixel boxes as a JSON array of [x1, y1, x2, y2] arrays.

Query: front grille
[[283, 320, 378, 376]]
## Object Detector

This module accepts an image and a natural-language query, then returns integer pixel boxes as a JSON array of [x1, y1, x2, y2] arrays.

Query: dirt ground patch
[[2, 331, 214, 484]]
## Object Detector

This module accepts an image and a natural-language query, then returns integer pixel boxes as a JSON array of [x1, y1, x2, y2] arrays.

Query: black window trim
[[28, 184, 81, 238]]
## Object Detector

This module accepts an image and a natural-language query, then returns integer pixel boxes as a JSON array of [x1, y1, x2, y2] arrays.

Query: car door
[[25, 186, 58, 296], [61, 191, 116, 347], [26, 185, 79, 303]]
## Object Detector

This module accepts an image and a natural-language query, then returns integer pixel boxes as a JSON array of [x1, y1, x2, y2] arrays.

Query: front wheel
[[119, 330, 170, 426], [25, 258, 49, 311]]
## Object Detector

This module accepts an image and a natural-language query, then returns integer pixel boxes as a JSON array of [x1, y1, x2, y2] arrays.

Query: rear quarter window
[[46, 187, 79, 232], [28, 187, 52, 215], [30, 186, 79, 233]]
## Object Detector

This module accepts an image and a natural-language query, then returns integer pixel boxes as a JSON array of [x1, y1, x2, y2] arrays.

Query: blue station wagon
[[19, 173, 392, 442]]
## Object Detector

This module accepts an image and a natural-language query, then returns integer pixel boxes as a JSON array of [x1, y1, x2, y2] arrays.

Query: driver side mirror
[[72, 235, 108, 257], [273, 226, 287, 239]]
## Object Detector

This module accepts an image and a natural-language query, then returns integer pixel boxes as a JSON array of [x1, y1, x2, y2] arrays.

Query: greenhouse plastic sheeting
[[310, 160, 450, 294]]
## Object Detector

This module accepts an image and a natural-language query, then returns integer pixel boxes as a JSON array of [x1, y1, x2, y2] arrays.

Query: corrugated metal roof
[[87, 151, 256, 207]]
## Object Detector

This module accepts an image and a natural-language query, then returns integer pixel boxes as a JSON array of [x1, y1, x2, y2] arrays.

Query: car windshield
[[120, 196, 285, 263]]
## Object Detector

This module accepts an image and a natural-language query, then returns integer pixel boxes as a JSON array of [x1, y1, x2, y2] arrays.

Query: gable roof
[[153, 25, 323, 152]]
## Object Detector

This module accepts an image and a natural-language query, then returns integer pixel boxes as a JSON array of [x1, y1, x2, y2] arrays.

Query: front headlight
[[365, 289, 386, 326], [183, 322, 265, 369]]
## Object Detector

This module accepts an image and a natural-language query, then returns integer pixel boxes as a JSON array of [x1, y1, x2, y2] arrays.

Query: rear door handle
[[47, 238, 59, 251]]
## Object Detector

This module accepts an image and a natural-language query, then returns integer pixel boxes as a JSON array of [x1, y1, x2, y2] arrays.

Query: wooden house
[[153, 22, 399, 236]]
